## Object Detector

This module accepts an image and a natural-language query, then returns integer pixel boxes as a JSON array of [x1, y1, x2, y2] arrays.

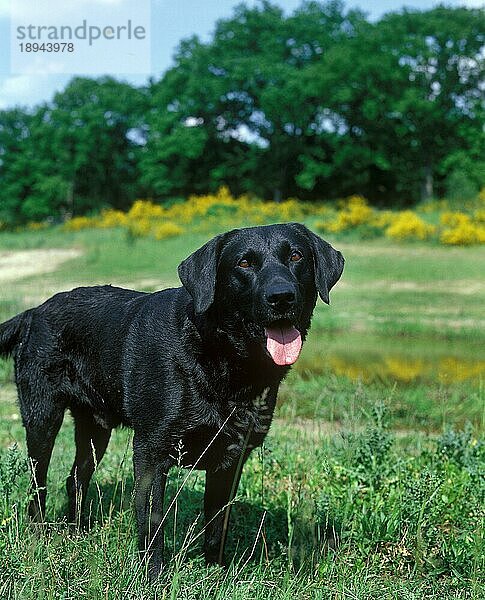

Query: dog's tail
[[0, 312, 28, 358]]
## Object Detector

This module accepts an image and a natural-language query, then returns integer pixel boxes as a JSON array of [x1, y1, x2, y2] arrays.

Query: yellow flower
[[384, 358, 424, 382], [326, 196, 374, 232], [63, 215, 97, 231], [128, 199, 164, 220], [385, 211, 435, 241], [439, 212, 485, 245], [153, 222, 183, 240], [127, 218, 152, 238], [97, 209, 128, 228], [26, 221, 48, 231]]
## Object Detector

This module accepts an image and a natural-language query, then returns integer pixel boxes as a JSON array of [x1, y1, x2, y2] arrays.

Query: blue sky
[[0, 0, 483, 109]]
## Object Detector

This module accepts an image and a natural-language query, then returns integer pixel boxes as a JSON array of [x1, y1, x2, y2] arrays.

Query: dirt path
[[0, 248, 82, 284]]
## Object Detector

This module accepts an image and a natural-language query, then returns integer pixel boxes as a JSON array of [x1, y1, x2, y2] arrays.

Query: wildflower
[[385, 211, 435, 241]]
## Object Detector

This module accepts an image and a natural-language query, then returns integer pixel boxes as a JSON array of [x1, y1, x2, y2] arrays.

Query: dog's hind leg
[[66, 407, 111, 524], [22, 400, 64, 522]]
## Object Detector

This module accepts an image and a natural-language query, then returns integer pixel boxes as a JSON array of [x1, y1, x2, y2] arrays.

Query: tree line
[[0, 1, 483, 225]]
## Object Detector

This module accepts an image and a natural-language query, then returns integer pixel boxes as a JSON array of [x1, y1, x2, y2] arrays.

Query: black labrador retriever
[[0, 222, 344, 578]]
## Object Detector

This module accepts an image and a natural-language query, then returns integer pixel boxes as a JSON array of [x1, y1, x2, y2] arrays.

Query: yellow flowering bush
[[63, 200, 185, 241], [438, 357, 485, 383], [371, 210, 395, 228], [57, 187, 485, 246], [125, 218, 152, 240], [439, 212, 485, 245], [153, 222, 184, 240], [384, 358, 424, 383], [385, 211, 436, 241], [128, 199, 164, 220], [97, 209, 128, 229], [327, 196, 374, 232], [26, 221, 49, 231], [440, 211, 469, 227], [167, 187, 306, 226], [473, 208, 485, 224], [64, 215, 97, 231], [416, 198, 450, 214]]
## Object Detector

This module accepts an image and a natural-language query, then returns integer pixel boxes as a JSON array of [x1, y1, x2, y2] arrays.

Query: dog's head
[[178, 223, 344, 366]]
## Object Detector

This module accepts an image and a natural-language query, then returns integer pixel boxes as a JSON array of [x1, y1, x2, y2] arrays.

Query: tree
[[1, 2, 484, 221], [47, 77, 149, 214], [0, 106, 56, 224], [0, 77, 149, 224], [306, 6, 485, 203], [142, 1, 366, 200]]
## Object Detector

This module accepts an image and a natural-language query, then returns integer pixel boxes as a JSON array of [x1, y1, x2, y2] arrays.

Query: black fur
[[0, 223, 344, 578]]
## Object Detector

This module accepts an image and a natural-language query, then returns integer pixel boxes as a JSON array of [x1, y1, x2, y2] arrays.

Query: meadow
[[0, 196, 484, 599]]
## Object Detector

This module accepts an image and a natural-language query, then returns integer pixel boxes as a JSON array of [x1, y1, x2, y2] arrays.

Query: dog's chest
[[219, 385, 275, 469], [228, 385, 272, 439], [180, 386, 275, 470]]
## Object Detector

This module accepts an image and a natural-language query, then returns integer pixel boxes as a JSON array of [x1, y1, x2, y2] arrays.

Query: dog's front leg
[[204, 452, 249, 566], [133, 439, 171, 580]]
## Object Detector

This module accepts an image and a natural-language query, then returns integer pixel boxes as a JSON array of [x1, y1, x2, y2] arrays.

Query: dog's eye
[[238, 258, 251, 268], [290, 250, 303, 262]]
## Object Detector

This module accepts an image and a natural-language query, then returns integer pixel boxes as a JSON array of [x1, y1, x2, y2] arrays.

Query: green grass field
[[0, 226, 484, 599]]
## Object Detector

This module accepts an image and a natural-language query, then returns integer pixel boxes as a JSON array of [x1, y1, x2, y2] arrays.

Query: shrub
[[97, 209, 128, 228], [474, 208, 485, 224], [51, 188, 485, 246], [153, 222, 184, 240], [63, 215, 97, 231], [127, 199, 164, 220], [125, 217, 152, 241], [446, 169, 479, 202], [386, 211, 436, 241], [316, 409, 484, 578], [440, 212, 485, 245], [327, 196, 375, 233], [0, 444, 29, 524]]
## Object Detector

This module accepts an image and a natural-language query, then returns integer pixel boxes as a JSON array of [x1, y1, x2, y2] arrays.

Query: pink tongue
[[264, 325, 302, 366]]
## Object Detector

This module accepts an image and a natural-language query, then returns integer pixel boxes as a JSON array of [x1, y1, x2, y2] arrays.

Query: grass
[[1, 403, 483, 598], [0, 225, 484, 598]]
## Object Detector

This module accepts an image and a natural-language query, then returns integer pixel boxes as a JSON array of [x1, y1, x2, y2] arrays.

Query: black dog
[[0, 223, 343, 577]]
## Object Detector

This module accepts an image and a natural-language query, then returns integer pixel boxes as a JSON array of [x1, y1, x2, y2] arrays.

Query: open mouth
[[264, 319, 302, 366]]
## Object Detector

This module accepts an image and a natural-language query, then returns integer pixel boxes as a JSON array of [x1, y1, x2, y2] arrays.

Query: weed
[[315, 413, 484, 582]]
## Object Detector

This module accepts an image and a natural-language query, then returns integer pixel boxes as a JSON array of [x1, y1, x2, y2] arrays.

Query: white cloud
[[0, 73, 69, 108], [2, 0, 131, 21], [0, 0, 10, 18], [0, 75, 32, 101]]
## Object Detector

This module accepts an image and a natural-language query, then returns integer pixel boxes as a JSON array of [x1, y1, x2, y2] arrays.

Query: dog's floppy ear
[[178, 233, 225, 314], [296, 224, 345, 304]]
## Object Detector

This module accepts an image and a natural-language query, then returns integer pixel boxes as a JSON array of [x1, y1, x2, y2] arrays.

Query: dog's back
[[1, 286, 150, 424]]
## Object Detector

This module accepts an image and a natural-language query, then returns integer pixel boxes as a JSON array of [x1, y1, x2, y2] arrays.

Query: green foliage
[[316, 411, 484, 579], [446, 169, 480, 202], [0, 444, 28, 509], [20, 176, 71, 221], [0, 404, 482, 597], [1, 3, 484, 224], [0, 77, 148, 225]]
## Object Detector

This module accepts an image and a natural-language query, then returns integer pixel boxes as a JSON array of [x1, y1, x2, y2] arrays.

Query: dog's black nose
[[265, 284, 296, 311]]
